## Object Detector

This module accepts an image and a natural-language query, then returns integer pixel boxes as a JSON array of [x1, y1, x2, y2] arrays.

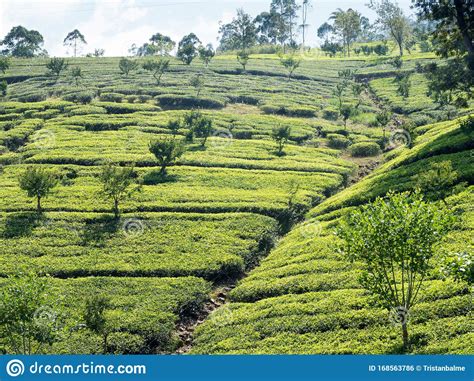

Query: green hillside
[[0, 55, 385, 353], [0, 53, 472, 355], [192, 116, 473, 354]]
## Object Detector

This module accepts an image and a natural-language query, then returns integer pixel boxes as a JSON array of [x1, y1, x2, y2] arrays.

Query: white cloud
[[73, 0, 151, 56]]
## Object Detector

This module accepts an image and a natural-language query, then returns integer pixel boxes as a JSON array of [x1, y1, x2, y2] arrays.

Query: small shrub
[[0, 80, 7, 96], [156, 95, 224, 110], [327, 133, 350, 149], [46, 57, 68, 78], [62, 91, 95, 104], [18, 93, 47, 102], [373, 44, 389, 56], [271, 125, 291, 156], [149, 138, 186, 175], [119, 58, 139, 77], [349, 142, 382, 157], [18, 167, 58, 213], [237, 51, 250, 71], [460, 116, 474, 136], [99, 93, 123, 103]]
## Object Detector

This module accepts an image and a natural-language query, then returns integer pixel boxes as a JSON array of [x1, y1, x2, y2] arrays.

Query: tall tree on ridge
[[330, 8, 362, 57], [64, 29, 87, 57], [299, 0, 312, 48], [368, 0, 413, 56], [177, 33, 201, 65], [218, 9, 257, 51], [1, 26, 45, 57], [271, 0, 300, 49], [255, 11, 280, 45], [149, 33, 176, 56]]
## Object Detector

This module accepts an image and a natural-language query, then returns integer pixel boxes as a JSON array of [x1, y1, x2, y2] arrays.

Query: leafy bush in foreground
[[349, 142, 381, 157], [337, 191, 453, 350]]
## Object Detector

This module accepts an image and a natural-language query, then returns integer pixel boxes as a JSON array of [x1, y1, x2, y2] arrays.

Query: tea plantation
[[192, 115, 474, 354], [0, 53, 472, 354]]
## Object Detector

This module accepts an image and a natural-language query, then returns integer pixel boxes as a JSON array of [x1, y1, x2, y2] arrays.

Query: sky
[[0, 0, 414, 57]]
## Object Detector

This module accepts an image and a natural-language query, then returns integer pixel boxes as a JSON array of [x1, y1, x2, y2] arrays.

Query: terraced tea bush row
[[0, 164, 343, 217], [0, 212, 277, 279]]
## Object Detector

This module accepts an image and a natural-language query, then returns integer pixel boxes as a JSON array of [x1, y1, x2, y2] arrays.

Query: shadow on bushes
[[142, 171, 180, 185], [81, 216, 120, 248], [2, 212, 43, 238]]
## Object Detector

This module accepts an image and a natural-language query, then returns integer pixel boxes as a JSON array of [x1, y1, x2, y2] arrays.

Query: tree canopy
[[1, 26, 45, 57], [177, 33, 201, 65], [63, 29, 87, 57], [337, 191, 453, 350], [413, 0, 474, 104], [219, 9, 257, 51], [369, 0, 412, 56], [330, 8, 362, 57]]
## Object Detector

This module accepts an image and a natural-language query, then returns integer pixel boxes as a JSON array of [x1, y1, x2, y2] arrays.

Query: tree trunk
[[402, 323, 409, 351], [37, 196, 42, 214], [454, 0, 474, 55], [113, 199, 119, 219], [160, 164, 167, 176], [103, 333, 108, 354], [454, 0, 474, 69]]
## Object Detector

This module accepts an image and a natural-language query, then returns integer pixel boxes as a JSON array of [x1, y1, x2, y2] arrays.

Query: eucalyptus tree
[[330, 8, 362, 57], [177, 33, 201, 65], [368, 0, 412, 56], [64, 29, 87, 57], [218, 9, 257, 51], [1, 26, 45, 57]]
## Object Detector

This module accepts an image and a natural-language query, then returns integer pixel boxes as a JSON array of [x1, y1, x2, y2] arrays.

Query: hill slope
[[192, 115, 474, 354]]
